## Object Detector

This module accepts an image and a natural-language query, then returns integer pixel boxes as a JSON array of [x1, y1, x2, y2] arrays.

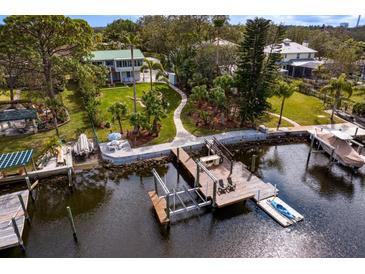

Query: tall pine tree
[[235, 17, 284, 125]]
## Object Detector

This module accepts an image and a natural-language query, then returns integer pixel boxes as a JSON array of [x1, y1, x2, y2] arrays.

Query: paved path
[[268, 112, 301, 127], [168, 84, 197, 145]]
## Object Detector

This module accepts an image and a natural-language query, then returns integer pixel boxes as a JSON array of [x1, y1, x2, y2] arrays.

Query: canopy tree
[[4, 15, 94, 137], [235, 17, 284, 125], [0, 24, 33, 103], [103, 19, 139, 43]]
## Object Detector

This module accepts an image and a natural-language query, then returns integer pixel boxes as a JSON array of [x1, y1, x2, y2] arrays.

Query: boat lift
[[151, 168, 211, 222]]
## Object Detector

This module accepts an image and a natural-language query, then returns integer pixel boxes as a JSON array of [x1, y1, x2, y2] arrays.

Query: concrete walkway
[[169, 84, 197, 145], [268, 112, 301, 127]]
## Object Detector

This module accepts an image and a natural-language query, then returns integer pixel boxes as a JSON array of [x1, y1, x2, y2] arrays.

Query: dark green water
[[1, 143, 365, 257]]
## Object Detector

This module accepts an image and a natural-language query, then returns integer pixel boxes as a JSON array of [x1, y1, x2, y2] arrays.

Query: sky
[[0, 15, 363, 27]]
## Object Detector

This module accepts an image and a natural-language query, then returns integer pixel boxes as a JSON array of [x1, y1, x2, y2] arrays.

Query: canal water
[[1, 143, 365, 258]]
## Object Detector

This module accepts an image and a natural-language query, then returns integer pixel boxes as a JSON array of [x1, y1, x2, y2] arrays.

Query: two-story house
[[264, 38, 323, 78], [90, 49, 145, 84]]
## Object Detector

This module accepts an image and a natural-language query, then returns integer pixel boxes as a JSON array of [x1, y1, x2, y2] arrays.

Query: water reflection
[[1, 143, 365, 257]]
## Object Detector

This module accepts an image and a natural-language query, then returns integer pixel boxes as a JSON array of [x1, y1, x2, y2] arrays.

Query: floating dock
[[257, 197, 304, 227], [0, 190, 29, 251]]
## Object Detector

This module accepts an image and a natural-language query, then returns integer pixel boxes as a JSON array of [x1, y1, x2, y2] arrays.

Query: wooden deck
[[0, 190, 29, 250], [0, 145, 73, 185], [172, 148, 276, 208], [148, 191, 169, 224]]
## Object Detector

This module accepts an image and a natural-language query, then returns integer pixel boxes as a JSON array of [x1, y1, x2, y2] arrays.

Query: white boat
[[314, 128, 365, 168]]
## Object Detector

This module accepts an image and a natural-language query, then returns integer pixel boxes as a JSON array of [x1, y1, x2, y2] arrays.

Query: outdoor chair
[[227, 177, 236, 192]]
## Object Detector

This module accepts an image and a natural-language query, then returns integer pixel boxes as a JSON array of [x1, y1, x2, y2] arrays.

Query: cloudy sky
[[0, 15, 363, 27]]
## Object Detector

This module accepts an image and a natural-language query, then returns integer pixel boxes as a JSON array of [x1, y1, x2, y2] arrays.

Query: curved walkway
[[268, 112, 301, 127], [169, 84, 198, 145]]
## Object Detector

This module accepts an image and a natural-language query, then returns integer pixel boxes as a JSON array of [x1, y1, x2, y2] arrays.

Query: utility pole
[[356, 15, 361, 28]]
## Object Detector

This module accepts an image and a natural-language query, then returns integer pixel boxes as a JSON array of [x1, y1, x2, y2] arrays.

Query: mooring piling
[[18, 194, 30, 223], [306, 135, 315, 167], [25, 176, 35, 201], [251, 154, 256, 172], [66, 206, 78, 241], [11, 218, 25, 251]]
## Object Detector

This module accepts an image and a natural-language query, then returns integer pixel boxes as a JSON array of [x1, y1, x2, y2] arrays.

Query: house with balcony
[[90, 49, 144, 84], [264, 38, 324, 78]]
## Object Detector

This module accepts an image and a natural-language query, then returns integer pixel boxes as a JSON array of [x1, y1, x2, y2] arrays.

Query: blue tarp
[[0, 149, 33, 170]]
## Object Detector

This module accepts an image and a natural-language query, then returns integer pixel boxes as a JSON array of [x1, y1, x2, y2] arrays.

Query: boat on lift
[[313, 128, 365, 168]]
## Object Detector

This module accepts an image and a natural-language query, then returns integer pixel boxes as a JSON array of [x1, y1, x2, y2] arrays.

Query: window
[[105, 60, 113, 66], [296, 53, 300, 59], [126, 71, 131, 78], [93, 61, 103, 66], [116, 61, 123, 67], [284, 54, 287, 59], [308, 53, 312, 59]]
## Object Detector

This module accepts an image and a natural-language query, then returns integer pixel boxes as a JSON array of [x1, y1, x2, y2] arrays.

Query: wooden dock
[[0, 190, 29, 250], [0, 145, 73, 185], [172, 148, 276, 208], [171, 147, 303, 227]]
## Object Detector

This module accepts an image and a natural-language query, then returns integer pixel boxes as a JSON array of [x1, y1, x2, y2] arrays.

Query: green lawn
[[96, 83, 180, 144], [268, 92, 343, 126], [0, 90, 10, 101], [0, 83, 180, 159]]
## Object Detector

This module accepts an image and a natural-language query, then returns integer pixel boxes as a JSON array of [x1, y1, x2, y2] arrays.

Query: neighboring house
[[90, 49, 145, 84], [264, 38, 323, 78]]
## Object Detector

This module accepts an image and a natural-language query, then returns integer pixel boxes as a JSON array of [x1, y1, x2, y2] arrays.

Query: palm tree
[[140, 58, 165, 91], [108, 102, 128, 134], [273, 80, 301, 130], [320, 73, 364, 121], [129, 112, 149, 136], [123, 33, 140, 114], [142, 90, 166, 134], [212, 16, 228, 75]]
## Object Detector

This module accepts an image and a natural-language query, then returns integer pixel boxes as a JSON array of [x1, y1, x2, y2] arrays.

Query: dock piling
[[177, 147, 180, 164], [25, 176, 35, 201], [212, 180, 217, 207], [306, 135, 315, 167], [257, 190, 260, 202], [18, 194, 30, 223], [66, 206, 78, 241], [251, 154, 256, 172], [11, 218, 25, 251], [68, 168, 73, 190], [355, 127, 359, 137], [153, 176, 158, 195]]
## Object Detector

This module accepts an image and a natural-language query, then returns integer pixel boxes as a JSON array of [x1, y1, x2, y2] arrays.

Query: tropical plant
[[273, 79, 301, 130], [108, 102, 128, 134], [140, 58, 165, 90], [129, 112, 150, 136], [141, 90, 166, 134], [123, 33, 141, 114], [190, 85, 208, 103], [208, 86, 226, 109], [213, 74, 234, 95], [212, 15, 228, 74], [320, 73, 365, 121], [353, 102, 365, 117], [199, 110, 210, 126]]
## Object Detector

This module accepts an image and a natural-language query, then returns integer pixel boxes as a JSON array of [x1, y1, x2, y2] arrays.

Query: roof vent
[[302, 40, 309, 48]]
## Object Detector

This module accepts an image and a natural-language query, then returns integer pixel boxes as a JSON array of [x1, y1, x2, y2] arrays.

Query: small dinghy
[[268, 199, 295, 221]]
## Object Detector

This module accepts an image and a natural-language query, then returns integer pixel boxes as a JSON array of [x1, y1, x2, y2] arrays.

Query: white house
[[90, 49, 145, 84], [264, 38, 323, 78]]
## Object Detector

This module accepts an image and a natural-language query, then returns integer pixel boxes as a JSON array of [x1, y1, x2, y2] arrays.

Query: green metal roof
[[91, 49, 144, 61], [0, 149, 33, 170], [0, 109, 37, 122]]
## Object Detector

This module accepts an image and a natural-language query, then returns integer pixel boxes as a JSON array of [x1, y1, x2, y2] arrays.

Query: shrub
[[353, 102, 365, 116]]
